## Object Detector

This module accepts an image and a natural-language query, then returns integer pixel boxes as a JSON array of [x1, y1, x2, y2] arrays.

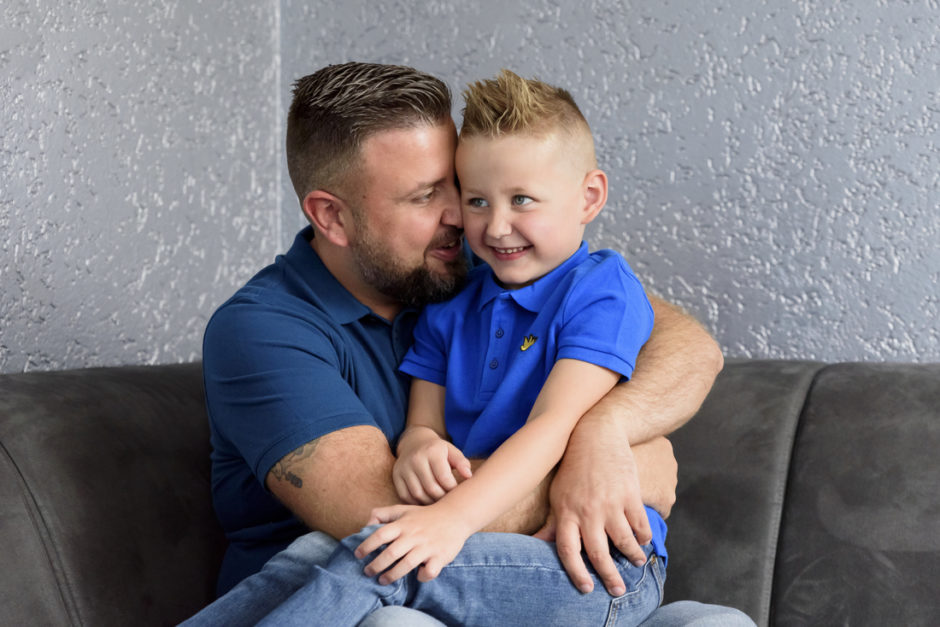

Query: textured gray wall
[[1, 0, 280, 373], [3, 0, 938, 374], [282, 0, 939, 362]]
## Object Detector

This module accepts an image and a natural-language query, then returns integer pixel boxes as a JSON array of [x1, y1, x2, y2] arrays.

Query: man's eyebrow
[[402, 178, 448, 198]]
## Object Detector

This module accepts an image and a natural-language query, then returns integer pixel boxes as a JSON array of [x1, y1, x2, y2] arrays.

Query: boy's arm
[[393, 379, 471, 504], [357, 358, 621, 584], [544, 295, 724, 595]]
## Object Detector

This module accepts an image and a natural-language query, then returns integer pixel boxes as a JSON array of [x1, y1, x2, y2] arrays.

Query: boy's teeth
[[496, 247, 525, 254]]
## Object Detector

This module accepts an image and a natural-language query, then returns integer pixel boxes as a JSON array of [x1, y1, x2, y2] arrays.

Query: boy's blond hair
[[460, 69, 596, 168]]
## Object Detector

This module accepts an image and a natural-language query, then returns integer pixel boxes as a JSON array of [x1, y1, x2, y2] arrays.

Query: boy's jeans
[[182, 527, 662, 626]]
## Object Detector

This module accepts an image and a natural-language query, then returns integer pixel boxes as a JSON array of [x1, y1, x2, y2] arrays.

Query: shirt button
[[495, 328, 504, 338], [489, 359, 499, 369]]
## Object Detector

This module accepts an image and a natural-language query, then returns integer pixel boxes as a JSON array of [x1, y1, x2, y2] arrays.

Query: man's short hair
[[286, 62, 452, 204], [459, 69, 591, 141]]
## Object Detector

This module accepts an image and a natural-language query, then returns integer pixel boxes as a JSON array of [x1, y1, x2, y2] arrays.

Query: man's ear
[[580, 169, 608, 225], [302, 190, 351, 247]]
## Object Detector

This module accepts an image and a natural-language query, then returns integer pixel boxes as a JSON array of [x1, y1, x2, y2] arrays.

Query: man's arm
[[356, 358, 622, 584], [544, 295, 724, 595], [266, 425, 401, 540], [267, 420, 553, 541]]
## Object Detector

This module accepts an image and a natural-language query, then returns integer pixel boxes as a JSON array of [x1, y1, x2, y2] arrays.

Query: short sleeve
[[399, 304, 448, 386], [203, 302, 380, 485], [556, 254, 654, 379]]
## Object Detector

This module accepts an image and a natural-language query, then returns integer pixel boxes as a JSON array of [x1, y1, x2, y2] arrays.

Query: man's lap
[[184, 529, 752, 626]]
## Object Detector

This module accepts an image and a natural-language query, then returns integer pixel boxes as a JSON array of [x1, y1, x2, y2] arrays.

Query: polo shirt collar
[[285, 227, 374, 325], [477, 242, 590, 313]]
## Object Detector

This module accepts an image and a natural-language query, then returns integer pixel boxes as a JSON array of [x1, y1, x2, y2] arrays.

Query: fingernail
[[578, 583, 593, 594], [632, 557, 647, 567], [611, 585, 625, 596]]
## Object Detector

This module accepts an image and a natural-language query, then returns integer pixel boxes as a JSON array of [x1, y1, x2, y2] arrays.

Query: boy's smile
[[455, 132, 606, 290]]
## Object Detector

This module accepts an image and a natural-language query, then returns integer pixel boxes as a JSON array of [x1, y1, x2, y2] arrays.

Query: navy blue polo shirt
[[203, 226, 418, 594], [400, 243, 668, 561]]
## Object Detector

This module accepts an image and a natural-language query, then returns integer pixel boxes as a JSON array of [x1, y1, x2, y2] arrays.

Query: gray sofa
[[1, 360, 937, 625]]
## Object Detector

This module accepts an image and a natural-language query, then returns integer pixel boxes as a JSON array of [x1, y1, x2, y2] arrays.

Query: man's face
[[346, 120, 468, 307]]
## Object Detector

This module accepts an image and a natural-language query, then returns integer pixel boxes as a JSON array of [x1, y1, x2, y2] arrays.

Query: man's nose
[[441, 185, 462, 228]]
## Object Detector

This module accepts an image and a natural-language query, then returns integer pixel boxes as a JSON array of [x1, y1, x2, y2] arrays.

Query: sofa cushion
[[665, 359, 824, 624], [0, 363, 224, 626], [772, 362, 940, 625]]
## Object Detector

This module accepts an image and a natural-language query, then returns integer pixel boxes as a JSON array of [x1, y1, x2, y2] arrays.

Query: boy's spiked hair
[[459, 69, 591, 139]]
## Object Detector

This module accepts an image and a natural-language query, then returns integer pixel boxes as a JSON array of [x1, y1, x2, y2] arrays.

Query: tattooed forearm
[[270, 439, 321, 489]]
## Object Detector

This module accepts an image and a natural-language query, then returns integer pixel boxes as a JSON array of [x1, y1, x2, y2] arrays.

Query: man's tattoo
[[271, 439, 321, 489]]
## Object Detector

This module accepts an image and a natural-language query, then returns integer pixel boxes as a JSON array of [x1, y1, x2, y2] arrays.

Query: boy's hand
[[355, 503, 472, 584], [394, 427, 472, 504]]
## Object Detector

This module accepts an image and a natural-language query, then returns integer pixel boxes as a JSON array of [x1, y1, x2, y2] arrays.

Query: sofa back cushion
[[772, 363, 940, 625]]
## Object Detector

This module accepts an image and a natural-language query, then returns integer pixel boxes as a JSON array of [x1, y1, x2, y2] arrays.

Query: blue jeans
[[182, 530, 753, 627], [254, 527, 664, 626]]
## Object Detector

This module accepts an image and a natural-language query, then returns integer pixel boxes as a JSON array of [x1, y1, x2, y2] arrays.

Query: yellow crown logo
[[520, 335, 538, 351]]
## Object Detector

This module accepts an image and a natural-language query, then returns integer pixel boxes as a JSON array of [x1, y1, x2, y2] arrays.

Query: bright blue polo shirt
[[400, 242, 668, 561], [203, 226, 418, 595]]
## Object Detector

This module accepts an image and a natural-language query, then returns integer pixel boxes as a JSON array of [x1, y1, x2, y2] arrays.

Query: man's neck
[[309, 236, 404, 321]]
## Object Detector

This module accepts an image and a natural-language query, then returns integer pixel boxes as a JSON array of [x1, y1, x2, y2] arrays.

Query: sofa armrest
[[0, 363, 224, 626], [664, 359, 824, 624]]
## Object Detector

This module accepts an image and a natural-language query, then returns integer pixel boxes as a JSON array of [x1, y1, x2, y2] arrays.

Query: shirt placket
[[480, 294, 511, 397]]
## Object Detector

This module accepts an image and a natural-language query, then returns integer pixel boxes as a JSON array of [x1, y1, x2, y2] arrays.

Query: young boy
[[254, 70, 666, 626]]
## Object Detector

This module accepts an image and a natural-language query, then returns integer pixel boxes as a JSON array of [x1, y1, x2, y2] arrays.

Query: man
[[192, 63, 745, 625]]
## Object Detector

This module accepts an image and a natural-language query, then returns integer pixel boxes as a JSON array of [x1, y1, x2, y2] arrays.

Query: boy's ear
[[302, 190, 352, 247], [580, 169, 608, 225]]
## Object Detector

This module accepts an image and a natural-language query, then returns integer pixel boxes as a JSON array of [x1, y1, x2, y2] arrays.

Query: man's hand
[[534, 428, 652, 596], [393, 426, 472, 505], [356, 503, 473, 584]]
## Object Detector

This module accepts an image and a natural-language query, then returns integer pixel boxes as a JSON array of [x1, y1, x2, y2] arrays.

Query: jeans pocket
[[604, 555, 663, 627]]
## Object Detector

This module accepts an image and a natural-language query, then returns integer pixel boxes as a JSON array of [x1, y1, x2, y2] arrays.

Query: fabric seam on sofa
[[763, 363, 828, 625], [0, 438, 82, 625], [754, 361, 825, 626]]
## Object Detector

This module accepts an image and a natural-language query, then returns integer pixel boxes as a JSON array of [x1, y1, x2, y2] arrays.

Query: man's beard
[[351, 223, 468, 308]]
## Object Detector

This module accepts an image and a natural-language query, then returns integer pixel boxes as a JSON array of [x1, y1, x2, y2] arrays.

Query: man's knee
[[357, 606, 446, 627], [642, 601, 756, 626]]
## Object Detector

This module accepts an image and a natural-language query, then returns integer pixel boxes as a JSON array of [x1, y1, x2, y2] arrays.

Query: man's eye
[[512, 195, 533, 206], [468, 198, 488, 208]]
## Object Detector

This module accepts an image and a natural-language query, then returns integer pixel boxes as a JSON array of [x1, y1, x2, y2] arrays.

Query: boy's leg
[[180, 531, 442, 627], [257, 528, 665, 627], [180, 531, 338, 627], [411, 532, 664, 626]]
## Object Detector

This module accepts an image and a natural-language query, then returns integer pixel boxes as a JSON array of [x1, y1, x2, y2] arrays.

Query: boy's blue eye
[[468, 197, 489, 208], [512, 195, 533, 206]]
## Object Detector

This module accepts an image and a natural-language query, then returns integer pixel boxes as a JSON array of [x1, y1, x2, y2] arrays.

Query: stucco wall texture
[[3, 0, 938, 373], [283, 0, 939, 363], [2, 1, 280, 373]]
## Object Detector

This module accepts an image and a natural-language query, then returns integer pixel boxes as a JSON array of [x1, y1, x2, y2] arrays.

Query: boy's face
[[455, 133, 597, 289]]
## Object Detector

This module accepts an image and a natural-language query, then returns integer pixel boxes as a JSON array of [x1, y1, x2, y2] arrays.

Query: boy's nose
[[486, 209, 512, 239]]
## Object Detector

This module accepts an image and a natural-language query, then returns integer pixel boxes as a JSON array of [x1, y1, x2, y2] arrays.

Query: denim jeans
[[181, 529, 753, 627]]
